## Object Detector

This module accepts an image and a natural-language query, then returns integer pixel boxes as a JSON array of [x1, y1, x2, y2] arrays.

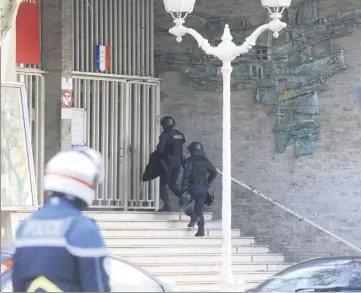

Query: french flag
[[95, 45, 110, 71]]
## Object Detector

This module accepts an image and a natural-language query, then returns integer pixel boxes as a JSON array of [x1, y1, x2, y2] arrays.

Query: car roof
[[296, 256, 361, 263], [0, 248, 167, 290], [1, 248, 154, 275], [274, 256, 361, 276]]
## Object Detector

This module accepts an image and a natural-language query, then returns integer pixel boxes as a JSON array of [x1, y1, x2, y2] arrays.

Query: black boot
[[188, 214, 200, 228], [195, 226, 205, 237], [158, 202, 171, 212]]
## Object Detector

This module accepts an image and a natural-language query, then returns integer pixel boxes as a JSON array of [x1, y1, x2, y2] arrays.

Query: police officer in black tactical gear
[[157, 116, 186, 212], [181, 141, 217, 237]]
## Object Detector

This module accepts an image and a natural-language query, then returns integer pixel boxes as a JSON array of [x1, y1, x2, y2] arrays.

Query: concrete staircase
[[9, 211, 291, 291], [96, 211, 290, 291]]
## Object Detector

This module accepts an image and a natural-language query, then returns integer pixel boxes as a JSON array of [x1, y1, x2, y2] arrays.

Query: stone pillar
[[1, 27, 17, 82], [1, 0, 22, 82], [41, 0, 73, 163]]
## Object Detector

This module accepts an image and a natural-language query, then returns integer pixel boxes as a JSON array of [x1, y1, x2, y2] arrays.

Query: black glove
[[178, 189, 185, 197], [205, 190, 215, 206], [179, 192, 193, 212]]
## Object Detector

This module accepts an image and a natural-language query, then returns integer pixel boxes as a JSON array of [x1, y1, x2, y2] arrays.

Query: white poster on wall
[[0, 82, 38, 209]]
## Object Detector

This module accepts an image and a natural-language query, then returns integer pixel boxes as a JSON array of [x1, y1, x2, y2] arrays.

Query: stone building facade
[[37, 0, 360, 261], [155, 0, 361, 261]]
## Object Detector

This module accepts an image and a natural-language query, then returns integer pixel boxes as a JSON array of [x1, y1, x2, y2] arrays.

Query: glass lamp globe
[[163, 0, 196, 13], [261, 0, 292, 8]]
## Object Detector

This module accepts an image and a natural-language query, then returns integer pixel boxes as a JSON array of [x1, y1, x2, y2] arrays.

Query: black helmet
[[160, 116, 175, 129], [187, 141, 204, 156]]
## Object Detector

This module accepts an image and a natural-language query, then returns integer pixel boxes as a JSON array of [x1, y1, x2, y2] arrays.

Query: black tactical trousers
[[159, 157, 182, 203], [188, 184, 208, 228]]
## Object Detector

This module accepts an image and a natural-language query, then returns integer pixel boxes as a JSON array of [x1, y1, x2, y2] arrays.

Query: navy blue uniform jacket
[[12, 198, 111, 292]]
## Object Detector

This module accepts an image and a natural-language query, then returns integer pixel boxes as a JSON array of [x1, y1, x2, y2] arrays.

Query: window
[[255, 46, 269, 60], [105, 256, 165, 292], [252, 65, 257, 76], [257, 67, 263, 79], [251, 65, 263, 80]]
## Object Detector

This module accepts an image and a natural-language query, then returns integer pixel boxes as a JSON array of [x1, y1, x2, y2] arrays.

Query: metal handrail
[[217, 169, 361, 254]]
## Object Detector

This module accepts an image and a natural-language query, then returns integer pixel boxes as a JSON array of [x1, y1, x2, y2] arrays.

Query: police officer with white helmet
[[12, 147, 111, 292]]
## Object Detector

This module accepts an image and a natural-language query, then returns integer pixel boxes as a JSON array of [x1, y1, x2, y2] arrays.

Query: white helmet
[[43, 147, 104, 206]]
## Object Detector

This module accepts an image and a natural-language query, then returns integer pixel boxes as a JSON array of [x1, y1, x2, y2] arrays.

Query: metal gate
[[16, 68, 46, 205], [73, 0, 154, 76], [72, 72, 160, 210]]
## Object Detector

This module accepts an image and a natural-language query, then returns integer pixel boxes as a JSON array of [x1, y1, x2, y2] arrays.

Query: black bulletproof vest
[[189, 156, 209, 184], [163, 129, 184, 157]]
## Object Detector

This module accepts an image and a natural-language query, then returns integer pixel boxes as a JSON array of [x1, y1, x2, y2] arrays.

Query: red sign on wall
[[16, 0, 41, 65]]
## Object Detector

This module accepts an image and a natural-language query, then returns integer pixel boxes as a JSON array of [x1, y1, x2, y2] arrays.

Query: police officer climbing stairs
[[157, 116, 186, 212], [180, 142, 217, 237]]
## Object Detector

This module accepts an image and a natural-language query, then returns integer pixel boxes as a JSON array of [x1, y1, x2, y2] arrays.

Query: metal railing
[[16, 68, 46, 205], [217, 170, 361, 254], [72, 71, 160, 210]]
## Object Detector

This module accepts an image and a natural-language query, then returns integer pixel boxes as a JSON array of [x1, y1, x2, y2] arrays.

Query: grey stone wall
[[155, 0, 361, 261]]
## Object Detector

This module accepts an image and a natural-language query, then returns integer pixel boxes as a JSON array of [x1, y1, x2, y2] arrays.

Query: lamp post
[[162, 0, 291, 291]]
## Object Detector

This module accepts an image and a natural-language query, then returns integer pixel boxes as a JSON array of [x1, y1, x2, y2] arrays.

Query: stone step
[[98, 220, 222, 229], [140, 262, 291, 274], [172, 280, 259, 291], [120, 253, 284, 265], [104, 236, 255, 246], [101, 228, 242, 238], [156, 271, 274, 282], [11, 211, 213, 223], [89, 211, 213, 222], [109, 244, 269, 255]]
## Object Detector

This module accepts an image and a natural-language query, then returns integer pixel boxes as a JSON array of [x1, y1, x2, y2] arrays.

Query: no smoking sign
[[61, 90, 73, 108]]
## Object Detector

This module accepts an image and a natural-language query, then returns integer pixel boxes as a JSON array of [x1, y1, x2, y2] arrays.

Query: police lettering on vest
[[173, 134, 183, 140], [20, 219, 72, 239]]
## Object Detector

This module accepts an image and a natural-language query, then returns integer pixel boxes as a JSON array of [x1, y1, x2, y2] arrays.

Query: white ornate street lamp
[[163, 0, 291, 291]]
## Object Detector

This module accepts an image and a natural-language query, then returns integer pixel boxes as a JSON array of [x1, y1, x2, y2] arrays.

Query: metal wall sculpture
[[155, 0, 361, 156]]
